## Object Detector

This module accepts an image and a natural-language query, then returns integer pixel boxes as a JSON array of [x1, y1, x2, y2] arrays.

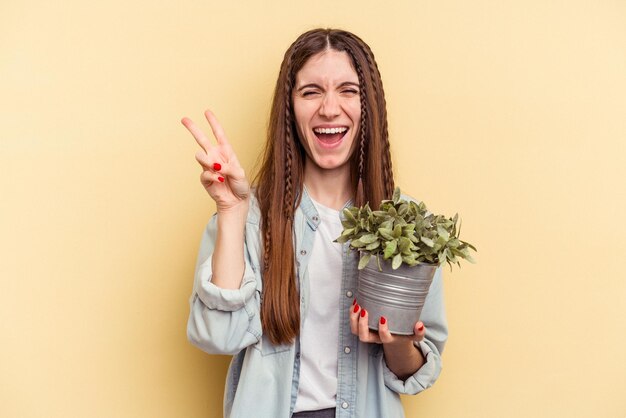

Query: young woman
[[183, 28, 447, 418]]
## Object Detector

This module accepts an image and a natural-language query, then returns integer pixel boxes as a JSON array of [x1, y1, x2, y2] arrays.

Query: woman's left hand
[[349, 300, 426, 346], [350, 300, 426, 379]]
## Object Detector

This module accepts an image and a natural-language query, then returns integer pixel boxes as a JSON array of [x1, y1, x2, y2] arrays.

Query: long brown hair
[[254, 28, 394, 345]]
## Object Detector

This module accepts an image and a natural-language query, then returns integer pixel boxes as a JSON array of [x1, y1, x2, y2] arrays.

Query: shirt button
[[341, 401, 349, 409], [300, 250, 307, 256], [344, 346, 351, 354], [312, 216, 319, 222], [346, 291, 353, 298]]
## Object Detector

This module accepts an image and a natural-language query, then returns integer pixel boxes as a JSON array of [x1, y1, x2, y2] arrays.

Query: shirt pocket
[[252, 333, 292, 356]]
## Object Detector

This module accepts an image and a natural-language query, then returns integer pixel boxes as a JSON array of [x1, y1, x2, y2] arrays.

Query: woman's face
[[292, 49, 362, 173]]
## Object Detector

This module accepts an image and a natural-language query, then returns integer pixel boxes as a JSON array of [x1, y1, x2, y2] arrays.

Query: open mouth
[[313, 126, 349, 147]]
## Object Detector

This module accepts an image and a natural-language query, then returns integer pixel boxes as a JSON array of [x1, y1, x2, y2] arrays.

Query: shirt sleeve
[[186, 213, 263, 355], [382, 266, 448, 394]]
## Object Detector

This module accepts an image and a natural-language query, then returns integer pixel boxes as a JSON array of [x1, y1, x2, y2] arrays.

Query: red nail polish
[[418, 324, 424, 331], [360, 309, 366, 318], [380, 316, 386, 325], [352, 298, 357, 306], [213, 163, 221, 171], [353, 304, 360, 313], [218, 176, 225, 183]]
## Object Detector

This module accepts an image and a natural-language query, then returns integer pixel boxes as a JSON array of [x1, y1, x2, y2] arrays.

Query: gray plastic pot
[[357, 256, 437, 335]]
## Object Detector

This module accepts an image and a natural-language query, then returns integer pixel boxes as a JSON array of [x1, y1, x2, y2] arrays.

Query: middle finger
[[358, 309, 381, 344], [350, 303, 361, 335]]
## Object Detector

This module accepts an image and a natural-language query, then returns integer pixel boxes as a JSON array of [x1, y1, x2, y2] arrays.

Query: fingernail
[[213, 163, 222, 171], [418, 324, 424, 331], [380, 316, 386, 325], [360, 309, 366, 318], [352, 298, 357, 306], [353, 304, 360, 313], [218, 176, 225, 183]]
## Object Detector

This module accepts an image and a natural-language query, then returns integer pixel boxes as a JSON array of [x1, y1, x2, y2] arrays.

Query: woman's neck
[[303, 162, 353, 210]]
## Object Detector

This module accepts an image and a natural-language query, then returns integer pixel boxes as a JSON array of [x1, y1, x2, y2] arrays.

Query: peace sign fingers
[[181, 109, 250, 211], [204, 109, 237, 157], [181, 116, 214, 155]]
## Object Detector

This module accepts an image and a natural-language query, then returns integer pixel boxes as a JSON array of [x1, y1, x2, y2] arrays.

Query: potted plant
[[335, 188, 477, 334]]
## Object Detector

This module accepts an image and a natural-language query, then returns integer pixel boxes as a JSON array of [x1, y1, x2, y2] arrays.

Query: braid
[[357, 79, 367, 206], [363, 51, 394, 199], [263, 219, 271, 271], [346, 50, 368, 207], [284, 79, 294, 219], [357, 78, 367, 182]]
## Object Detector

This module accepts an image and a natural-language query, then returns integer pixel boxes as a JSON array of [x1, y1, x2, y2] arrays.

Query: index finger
[[181, 117, 212, 153]]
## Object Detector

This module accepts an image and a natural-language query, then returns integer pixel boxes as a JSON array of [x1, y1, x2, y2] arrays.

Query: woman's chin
[[309, 156, 350, 172]]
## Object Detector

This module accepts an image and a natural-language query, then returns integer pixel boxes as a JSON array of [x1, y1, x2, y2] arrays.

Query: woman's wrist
[[382, 338, 425, 380], [217, 199, 250, 222]]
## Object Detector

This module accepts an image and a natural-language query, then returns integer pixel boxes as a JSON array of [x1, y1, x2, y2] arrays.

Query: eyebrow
[[296, 81, 360, 91]]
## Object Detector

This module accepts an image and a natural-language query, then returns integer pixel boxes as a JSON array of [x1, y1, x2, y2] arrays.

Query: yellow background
[[2, 1, 625, 417]]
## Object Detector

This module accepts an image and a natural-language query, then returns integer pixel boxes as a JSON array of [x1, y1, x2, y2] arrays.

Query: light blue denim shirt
[[187, 189, 448, 418]]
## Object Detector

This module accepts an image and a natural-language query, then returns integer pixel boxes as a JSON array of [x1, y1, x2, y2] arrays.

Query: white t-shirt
[[293, 198, 344, 413]]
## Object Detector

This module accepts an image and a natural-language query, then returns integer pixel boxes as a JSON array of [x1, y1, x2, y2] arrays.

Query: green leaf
[[341, 228, 355, 237], [398, 203, 408, 216], [335, 235, 349, 244], [383, 240, 397, 259], [343, 208, 357, 223], [392, 253, 402, 269], [341, 219, 356, 229], [380, 220, 393, 230], [351, 239, 366, 248], [358, 253, 372, 270], [420, 236, 434, 247], [462, 240, 477, 251], [448, 238, 460, 248], [360, 234, 378, 244], [365, 241, 380, 251], [394, 217, 407, 227], [437, 226, 450, 241], [451, 248, 464, 257], [378, 228, 394, 240], [440, 248, 448, 264], [393, 224, 402, 238], [392, 187, 401, 203], [398, 236, 411, 254]]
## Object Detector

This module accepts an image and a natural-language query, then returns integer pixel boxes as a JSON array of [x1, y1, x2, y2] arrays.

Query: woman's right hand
[[181, 110, 250, 213]]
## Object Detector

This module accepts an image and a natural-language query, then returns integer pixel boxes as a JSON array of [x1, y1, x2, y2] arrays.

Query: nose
[[318, 92, 341, 118]]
